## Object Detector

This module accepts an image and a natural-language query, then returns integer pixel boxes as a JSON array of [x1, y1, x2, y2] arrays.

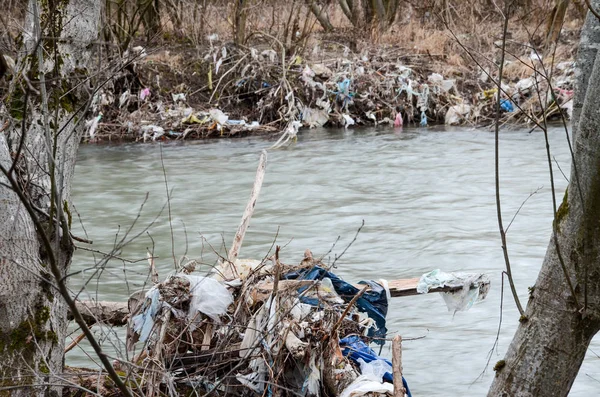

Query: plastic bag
[[185, 275, 233, 323]]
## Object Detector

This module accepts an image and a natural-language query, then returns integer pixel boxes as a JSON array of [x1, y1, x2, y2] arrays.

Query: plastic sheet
[[131, 287, 161, 342], [284, 267, 388, 344], [302, 107, 329, 128], [417, 269, 490, 312], [444, 104, 471, 125]]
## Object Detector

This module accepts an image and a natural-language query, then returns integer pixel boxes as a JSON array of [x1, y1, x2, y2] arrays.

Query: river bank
[[86, 26, 580, 143]]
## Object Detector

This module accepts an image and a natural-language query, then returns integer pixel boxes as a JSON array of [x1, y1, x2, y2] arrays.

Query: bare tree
[[0, 1, 129, 396], [489, 3, 600, 395]]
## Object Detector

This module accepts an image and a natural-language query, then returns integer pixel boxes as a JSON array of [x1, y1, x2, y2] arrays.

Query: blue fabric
[[340, 336, 412, 397], [283, 266, 388, 345]]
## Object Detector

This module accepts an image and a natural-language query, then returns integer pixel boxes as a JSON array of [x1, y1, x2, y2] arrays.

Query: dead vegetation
[[0, 0, 586, 141]]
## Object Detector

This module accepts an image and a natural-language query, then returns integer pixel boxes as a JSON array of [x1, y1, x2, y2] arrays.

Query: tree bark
[[571, 0, 600, 143], [488, 6, 600, 396], [0, 1, 100, 395]]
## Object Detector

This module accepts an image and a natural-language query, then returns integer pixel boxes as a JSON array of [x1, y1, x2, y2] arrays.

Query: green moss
[[0, 304, 55, 355], [519, 314, 529, 323], [39, 360, 50, 374], [63, 200, 72, 228], [7, 89, 26, 120], [493, 360, 506, 372]]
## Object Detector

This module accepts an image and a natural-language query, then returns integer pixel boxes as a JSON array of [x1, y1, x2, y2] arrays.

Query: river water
[[68, 126, 599, 395]]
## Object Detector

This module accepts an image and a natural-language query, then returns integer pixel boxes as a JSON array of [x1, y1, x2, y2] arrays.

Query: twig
[[324, 285, 368, 342], [64, 327, 91, 354], [160, 144, 177, 270], [493, 1, 525, 317]]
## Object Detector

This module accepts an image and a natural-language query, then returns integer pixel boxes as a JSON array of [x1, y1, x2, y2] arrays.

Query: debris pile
[[118, 252, 416, 397], [85, 42, 573, 143]]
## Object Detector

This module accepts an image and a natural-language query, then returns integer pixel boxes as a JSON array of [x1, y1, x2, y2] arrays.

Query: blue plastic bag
[[340, 336, 412, 397]]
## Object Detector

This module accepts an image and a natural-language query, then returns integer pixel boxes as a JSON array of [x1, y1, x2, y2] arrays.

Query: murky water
[[68, 126, 599, 395]]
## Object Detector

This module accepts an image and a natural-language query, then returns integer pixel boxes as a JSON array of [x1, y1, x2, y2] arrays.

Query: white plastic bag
[[185, 275, 233, 322]]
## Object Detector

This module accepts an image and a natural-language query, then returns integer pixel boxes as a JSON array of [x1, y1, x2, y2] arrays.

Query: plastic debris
[[500, 99, 514, 112], [343, 113, 355, 129], [130, 273, 232, 343], [141, 125, 165, 141], [131, 287, 161, 343], [445, 104, 471, 125], [270, 120, 302, 149], [417, 269, 490, 312], [394, 112, 403, 128], [186, 275, 233, 323], [226, 119, 246, 126], [284, 266, 389, 344], [209, 108, 228, 131], [515, 78, 534, 93], [85, 114, 102, 139], [119, 90, 130, 108], [365, 111, 377, 125], [181, 114, 205, 124], [302, 107, 329, 128], [420, 110, 428, 127], [340, 336, 412, 397], [427, 73, 455, 93], [139, 87, 151, 101], [311, 63, 333, 78], [171, 93, 186, 103]]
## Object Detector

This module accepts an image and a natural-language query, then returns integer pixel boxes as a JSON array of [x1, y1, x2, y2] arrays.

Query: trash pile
[[453, 57, 576, 127], [120, 252, 414, 397], [85, 42, 576, 142], [82, 44, 470, 143]]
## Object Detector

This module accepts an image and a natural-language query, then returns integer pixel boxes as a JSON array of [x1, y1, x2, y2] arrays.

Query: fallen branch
[[228, 150, 267, 262], [393, 335, 406, 397], [70, 273, 490, 326]]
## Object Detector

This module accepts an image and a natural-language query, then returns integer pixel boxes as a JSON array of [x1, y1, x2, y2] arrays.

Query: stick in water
[[393, 335, 406, 397], [228, 150, 268, 262]]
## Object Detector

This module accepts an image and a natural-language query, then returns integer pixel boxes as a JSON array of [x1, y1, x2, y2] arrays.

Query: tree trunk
[[488, 5, 600, 396], [308, 0, 335, 32], [0, 1, 100, 395], [545, 0, 571, 46], [234, 0, 248, 45], [571, 0, 600, 143]]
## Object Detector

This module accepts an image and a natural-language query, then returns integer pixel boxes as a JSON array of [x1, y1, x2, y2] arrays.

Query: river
[[68, 125, 599, 395]]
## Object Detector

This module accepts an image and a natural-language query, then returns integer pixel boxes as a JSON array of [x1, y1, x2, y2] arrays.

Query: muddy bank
[[82, 23, 579, 143]]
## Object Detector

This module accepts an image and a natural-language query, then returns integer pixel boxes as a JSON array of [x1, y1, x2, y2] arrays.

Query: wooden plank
[[385, 277, 483, 297]]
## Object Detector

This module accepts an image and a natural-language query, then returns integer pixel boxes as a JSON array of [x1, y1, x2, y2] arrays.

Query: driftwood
[[227, 150, 267, 262], [71, 300, 130, 326], [393, 335, 405, 397]]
